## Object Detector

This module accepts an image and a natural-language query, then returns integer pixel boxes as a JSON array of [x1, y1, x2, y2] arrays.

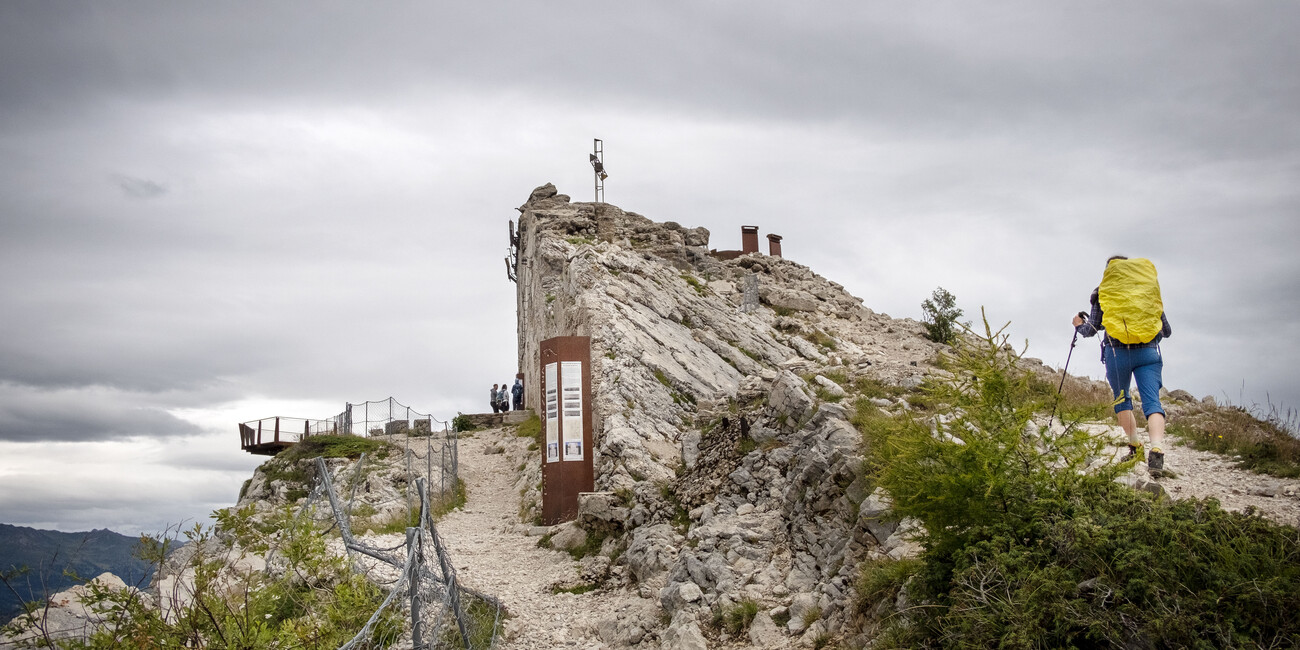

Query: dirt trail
[[433, 426, 633, 650], [1073, 422, 1300, 526]]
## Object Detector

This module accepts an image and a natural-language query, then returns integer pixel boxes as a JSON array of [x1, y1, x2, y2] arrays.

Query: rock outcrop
[[513, 184, 950, 644]]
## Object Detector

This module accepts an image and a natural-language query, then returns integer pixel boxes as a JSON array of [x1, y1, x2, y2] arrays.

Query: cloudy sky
[[2, 2, 1297, 535]]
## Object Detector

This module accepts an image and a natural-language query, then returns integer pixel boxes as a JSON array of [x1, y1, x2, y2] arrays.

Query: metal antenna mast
[[590, 139, 606, 203]]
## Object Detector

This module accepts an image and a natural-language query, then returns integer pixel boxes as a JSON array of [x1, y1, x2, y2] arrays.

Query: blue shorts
[[1104, 345, 1165, 418]]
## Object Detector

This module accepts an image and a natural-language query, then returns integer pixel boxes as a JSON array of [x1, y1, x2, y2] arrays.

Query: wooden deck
[[239, 420, 303, 456]]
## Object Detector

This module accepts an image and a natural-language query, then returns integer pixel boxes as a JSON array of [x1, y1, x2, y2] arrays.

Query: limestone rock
[[748, 611, 788, 647], [661, 611, 709, 650], [548, 521, 588, 552], [626, 524, 680, 582]]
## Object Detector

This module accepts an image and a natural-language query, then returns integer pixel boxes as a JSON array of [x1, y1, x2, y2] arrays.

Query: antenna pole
[[592, 139, 605, 203]]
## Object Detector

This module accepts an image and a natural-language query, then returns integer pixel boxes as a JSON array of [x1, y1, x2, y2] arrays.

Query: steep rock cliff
[[512, 183, 950, 642]]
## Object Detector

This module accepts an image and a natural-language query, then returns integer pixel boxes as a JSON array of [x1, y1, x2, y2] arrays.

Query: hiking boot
[[1148, 450, 1165, 478], [1121, 444, 1143, 463]]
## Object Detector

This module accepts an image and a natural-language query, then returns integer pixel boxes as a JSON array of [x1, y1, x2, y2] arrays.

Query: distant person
[[501, 381, 512, 411], [490, 384, 501, 413], [512, 377, 524, 411], [1073, 255, 1173, 477]]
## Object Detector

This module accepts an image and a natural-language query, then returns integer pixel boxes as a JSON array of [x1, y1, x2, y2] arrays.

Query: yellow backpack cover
[[1098, 258, 1164, 344]]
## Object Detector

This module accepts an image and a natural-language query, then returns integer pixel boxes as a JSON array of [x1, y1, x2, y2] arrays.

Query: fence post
[[274, 416, 280, 443], [406, 527, 425, 648]]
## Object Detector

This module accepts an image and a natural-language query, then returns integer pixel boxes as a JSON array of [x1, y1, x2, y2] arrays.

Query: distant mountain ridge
[[0, 523, 153, 624]]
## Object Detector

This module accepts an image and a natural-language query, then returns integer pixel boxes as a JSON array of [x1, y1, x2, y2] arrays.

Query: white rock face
[[509, 183, 955, 645]]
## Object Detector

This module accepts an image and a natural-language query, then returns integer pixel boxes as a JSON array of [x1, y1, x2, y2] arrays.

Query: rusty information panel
[[539, 336, 594, 524]]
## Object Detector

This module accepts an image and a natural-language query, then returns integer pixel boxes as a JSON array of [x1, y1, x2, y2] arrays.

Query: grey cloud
[[111, 173, 167, 199], [0, 384, 202, 442], [4, 3, 1296, 161]]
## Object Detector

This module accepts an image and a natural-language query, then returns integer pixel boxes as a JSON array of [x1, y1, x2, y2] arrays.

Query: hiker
[[490, 384, 501, 413], [500, 381, 511, 412], [512, 377, 524, 411], [1073, 255, 1173, 476]]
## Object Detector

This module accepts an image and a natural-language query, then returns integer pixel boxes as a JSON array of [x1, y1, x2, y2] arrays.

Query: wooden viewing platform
[[239, 418, 305, 456]]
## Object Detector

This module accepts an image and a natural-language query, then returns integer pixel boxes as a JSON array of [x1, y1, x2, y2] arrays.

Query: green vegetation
[[920, 286, 965, 345], [654, 368, 696, 406], [5, 507, 403, 649], [285, 434, 390, 461], [680, 273, 708, 296], [1169, 405, 1300, 478], [714, 598, 759, 635], [515, 413, 542, 443], [735, 344, 761, 362], [856, 557, 922, 607], [801, 606, 823, 628], [852, 376, 905, 401], [256, 435, 394, 503], [566, 236, 594, 245], [438, 590, 502, 650], [737, 436, 758, 455], [429, 478, 468, 520], [452, 413, 479, 433], [805, 328, 838, 351], [853, 313, 1300, 648]]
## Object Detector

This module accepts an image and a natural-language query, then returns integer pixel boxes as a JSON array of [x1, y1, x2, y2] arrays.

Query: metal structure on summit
[[590, 138, 606, 203]]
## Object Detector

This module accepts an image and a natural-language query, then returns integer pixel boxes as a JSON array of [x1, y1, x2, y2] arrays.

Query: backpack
[[1098, 258, 1164, 345]]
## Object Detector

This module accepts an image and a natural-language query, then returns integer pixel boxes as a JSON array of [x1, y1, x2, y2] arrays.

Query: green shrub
[[920, 286, 965, 345], [452, 413, 477, 433], [855, 312, 1300, 648]]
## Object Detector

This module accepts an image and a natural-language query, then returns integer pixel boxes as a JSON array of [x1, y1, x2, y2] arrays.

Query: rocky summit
[[511, 182, 950, 644]]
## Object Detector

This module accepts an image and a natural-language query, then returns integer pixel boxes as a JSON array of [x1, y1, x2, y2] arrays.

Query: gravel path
[[433, 426, 642, 650], [1080, 422, 1300, 527]]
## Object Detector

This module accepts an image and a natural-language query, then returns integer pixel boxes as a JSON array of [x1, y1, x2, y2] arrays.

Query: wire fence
[[299, 457, 503, 649], [240, 397, 445, 451]]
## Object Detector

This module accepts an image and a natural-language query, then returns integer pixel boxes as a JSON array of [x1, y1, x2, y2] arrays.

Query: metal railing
[[240, 397, 445, 452]]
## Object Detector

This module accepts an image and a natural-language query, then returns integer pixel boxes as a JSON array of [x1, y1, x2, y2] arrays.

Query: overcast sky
[[2, 2, 1297, 535]]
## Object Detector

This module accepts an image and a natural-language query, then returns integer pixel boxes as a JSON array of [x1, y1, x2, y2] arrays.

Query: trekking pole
[[1048, 311, 1089, 430]]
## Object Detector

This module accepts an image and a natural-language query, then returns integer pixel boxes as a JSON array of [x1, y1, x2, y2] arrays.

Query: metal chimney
[[741, 226, 759, 254], [767, 233, 783, 257]]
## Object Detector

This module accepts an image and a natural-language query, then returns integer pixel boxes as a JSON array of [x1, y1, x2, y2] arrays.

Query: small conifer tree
[[921, 287, 964, 345]]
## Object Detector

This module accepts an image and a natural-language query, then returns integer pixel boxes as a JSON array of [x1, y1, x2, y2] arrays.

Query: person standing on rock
[[490, 384, 501, 413], [512, 377, 524, 411], [500, 381, 511, 411], [1073, 255, 1173, 477]]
